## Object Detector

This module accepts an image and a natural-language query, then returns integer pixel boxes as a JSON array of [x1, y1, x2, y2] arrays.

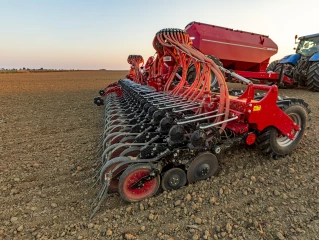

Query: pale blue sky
[[1, 0, 318, 69]]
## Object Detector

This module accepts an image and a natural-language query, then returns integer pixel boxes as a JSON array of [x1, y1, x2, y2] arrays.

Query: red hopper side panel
[[185, 22, 278, 72]]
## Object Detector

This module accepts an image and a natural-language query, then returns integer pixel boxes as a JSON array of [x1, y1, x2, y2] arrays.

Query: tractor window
[[296, 37, 319, 56]]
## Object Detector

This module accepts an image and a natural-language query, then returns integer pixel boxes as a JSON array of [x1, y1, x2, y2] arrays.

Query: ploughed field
[[0, 71, 318, 240]]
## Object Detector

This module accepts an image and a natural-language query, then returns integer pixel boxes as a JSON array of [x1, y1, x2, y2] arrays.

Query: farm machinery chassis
[[91, 28, 310, 217]]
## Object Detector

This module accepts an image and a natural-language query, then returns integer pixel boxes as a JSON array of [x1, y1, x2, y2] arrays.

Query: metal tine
[[103, 125, 134, 137], [92, 160, 102, 174], [177, 113, 225, 125], [90, 178, 100, 189], [103, 135, 160, 163], [143, 92, 166, 97], [173, 106, 201, 113], [157, 100, 197, 109], [104, 124, 133, 134], [105, 110, 126, 117], [105, 98, 121, 105], [147, 93, 184, 101], [105, 100, 130, 108], [105, 119, 129, 129], [105, 113, 129, 121], [199, 116, 239, 129], [159, 102, 200, 110], [95, 146, 103, 156], [184, 110, 219, 119], [89, 148, 172, 219], [105, 105, 123, 112], [149, 94, 187, 103], [102, 133, 140, 151], [152, 98, 187, 106], [148, 96, 175, 103], [105, 117, 128, 126], [90, 180, 108, 209], [92, 166, 102, 179], [108, 132, 139, 144]]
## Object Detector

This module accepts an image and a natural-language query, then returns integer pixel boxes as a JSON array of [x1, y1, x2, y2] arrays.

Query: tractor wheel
[[268, 62, 296, 88], [266, 60, 280, 72], [257, 99, 311, 158], [306, 62, 319, 91], [118, 164, 160, 202], [185, 55, 222, 88], [265, 60, 282, 85]]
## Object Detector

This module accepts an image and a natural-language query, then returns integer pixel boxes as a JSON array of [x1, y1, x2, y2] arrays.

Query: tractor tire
[[257, 99, 311, 158], [265, 60, 282, 86], [186, 55, 222, 88], [266, 60, 280, 72], [268, 62, 296, 89], [306, 62, 319, 91]]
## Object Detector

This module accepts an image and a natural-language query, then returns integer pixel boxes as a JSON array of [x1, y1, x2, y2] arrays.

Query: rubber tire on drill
[[161, 168, 187, 191], [99, 90, 105, 96], [187, 152, 219, 184], [306, 62, 319, 91], [256, 99, 310, 158], [118, 164, 160, 202]]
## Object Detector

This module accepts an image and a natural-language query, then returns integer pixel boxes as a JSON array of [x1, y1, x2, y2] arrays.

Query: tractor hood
[[280, 53, 301, 66], [309, 52, 319, 61]]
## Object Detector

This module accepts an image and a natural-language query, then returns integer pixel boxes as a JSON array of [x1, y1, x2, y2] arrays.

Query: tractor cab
[[296, 34, 319, 57]]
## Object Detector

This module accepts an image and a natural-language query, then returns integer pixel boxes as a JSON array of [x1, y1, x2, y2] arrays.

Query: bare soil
[[0, 71, 318, 240]]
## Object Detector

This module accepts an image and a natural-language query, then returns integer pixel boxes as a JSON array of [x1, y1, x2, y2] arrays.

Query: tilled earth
[[0, 71, 318, 240]]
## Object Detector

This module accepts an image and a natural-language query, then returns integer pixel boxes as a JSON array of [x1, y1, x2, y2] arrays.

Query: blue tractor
[[267, 33, 319, 91]]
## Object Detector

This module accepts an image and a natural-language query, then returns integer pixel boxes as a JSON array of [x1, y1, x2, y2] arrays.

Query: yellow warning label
[[253, 105, 261, 111]]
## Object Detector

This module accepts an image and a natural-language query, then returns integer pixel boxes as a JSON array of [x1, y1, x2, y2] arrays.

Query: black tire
[[266, 60, 280, 72], [257, 99, 311, 158], [265, 60, 282, 86], [118, 164, 160, 202], [183, 55, 222, 88], [187, 152, 219, 183], [267, 62, 296, 88], [161, 168, 187, 191], [306, 62, 319, 91], [99, 90, 105, 96]]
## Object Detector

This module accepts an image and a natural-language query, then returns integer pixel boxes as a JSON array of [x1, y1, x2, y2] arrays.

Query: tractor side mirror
[[295, 35, 298, 44]]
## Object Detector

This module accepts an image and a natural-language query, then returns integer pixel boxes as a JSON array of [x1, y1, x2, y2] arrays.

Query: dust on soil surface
[[0, 71, 318, 240]]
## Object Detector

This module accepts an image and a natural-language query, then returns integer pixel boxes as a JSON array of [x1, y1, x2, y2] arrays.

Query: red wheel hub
[[122, 169, 158, 201], [246, 133, 256, 145]]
